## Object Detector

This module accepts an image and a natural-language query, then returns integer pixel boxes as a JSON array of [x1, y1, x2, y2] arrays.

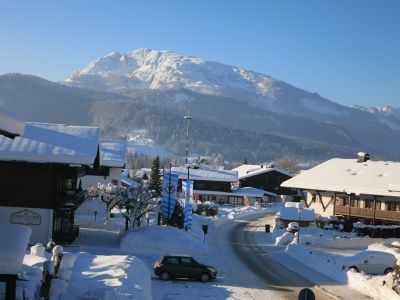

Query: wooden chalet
[[281, 153, 400, 226], [233, 164, 297, 198], [171, 165, 237, 204], [0, 116, 100, 244]]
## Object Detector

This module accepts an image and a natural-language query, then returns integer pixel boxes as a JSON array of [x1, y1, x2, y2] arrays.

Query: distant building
[[81, 140, 127, 188], [233, 164, 297, 199], [281, 153, 400, 225], [0, 112, 100, 244], [172, 165, 237, 204], [170, 164, 275, 206]]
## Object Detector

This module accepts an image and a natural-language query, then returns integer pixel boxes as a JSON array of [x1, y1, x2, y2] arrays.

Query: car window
[[165, 257, 179, 264], [180, 257, 195, 265]]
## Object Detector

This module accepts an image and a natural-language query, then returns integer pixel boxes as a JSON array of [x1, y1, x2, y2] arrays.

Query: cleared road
[[227, 214, 334, 300]]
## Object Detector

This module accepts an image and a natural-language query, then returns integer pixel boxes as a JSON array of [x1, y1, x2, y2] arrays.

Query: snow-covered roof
[[100, 140, 126, 167], [172, 165, 237, 182], [232, 187, 277, 197], [193, 187, 275, 198], [0, 224, 31, 274], [0, 122, 100, 165], [281, 158, 400, 197], [233, 164, 292, 180], [121, 176, 141, 188], [0, 108, 25, 136], [277, 206, 315, 221]]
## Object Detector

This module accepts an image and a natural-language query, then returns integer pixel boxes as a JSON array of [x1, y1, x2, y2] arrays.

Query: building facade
[[281, 155, 400, 225]]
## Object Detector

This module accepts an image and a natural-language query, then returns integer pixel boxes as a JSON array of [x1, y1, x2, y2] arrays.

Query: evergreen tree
[[162, 200, 184, 229], [149, 156, 163, 196]]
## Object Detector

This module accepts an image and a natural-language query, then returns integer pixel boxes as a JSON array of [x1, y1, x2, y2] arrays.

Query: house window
[[387, 202, 398, 211], [66, 178, 73, 190], [212, 196, 216, 201], [365, 200, 373, 209]]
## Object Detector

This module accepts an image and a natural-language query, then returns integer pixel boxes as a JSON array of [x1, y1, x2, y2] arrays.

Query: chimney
[[357, 152, 370, 163]]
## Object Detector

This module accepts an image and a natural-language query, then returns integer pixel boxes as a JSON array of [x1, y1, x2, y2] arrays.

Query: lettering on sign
[[10, 209, 41, 225]]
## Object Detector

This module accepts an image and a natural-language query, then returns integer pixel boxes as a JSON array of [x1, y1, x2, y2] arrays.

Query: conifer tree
[[149, 156, 163, 196]]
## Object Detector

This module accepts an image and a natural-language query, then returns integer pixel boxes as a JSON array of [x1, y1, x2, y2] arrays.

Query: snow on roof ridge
[[281, 158, 400, 197]]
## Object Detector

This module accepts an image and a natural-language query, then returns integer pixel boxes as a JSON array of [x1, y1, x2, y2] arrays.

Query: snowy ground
[[43, 204, 279, 300], [30, 202, 400, 300], [255, 219, 400, 300]]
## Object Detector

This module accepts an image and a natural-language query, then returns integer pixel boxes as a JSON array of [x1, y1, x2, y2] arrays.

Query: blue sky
[[0, 0, 399, 107]]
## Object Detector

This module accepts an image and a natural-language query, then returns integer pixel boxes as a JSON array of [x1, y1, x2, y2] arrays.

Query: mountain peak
[[62, 48, 277, 100]]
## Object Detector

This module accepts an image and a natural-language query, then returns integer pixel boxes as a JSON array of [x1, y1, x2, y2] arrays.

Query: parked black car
[[154, 255, 217, 282]]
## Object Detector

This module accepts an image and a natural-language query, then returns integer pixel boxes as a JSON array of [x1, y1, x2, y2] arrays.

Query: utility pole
[[184, 97, 193, 230]]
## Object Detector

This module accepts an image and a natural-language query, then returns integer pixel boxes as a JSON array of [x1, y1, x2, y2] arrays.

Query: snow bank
[[58, 252, 151, 300], [121, 225, 207, 256], [0, 224, 31, 274], [213, 205, 278, 227], [277, 206, 315, 221], [19, 254, 48, 300], [285, 243, 400, 300], [275, 232, 294, 246]]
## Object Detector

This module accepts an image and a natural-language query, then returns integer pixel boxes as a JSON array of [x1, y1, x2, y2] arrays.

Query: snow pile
[[275, 225, 399, 250], [275, 232, 294, 246], [121, 225, 207, 256], [0, 224, 31, 274], [285, 243, 400, 300], [276, 205, 315, 222], [55, 252, 151, 300], [30, 243, 46, 257], [18, 254, 47, 300], [213, 204, 278, 227]]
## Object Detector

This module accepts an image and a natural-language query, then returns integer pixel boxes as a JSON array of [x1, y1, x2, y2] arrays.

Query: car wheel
[[384, 268, 394, 275], [349, 266, 359, 272], [200, 273, 210, 282], [160, 271, 170, 281]]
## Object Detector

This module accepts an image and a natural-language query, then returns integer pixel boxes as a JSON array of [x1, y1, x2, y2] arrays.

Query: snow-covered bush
[[86, 183, 159, 228], [30, 243, 45, 257]]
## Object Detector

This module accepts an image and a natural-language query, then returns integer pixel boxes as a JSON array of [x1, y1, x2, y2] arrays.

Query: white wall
[[306, 192, 334, 217], [81, 168, 122, 189], [0, 206, 53, 244]]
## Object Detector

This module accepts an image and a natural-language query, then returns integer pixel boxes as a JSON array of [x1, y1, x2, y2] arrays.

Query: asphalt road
[[227, 214, 335, 300]]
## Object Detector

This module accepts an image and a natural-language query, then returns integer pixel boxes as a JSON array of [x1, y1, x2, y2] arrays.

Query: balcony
[[56, 190, 87, 209], [335, 205, 400, 222]]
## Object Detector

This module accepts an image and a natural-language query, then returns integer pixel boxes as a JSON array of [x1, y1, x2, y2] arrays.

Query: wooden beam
[[316, 191, 327, 212], [373, 196, 376, 225], [333, 193, 336, 215], [299, 189, 310, 208]]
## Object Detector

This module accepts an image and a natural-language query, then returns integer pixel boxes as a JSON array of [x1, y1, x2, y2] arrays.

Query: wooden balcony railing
[[335, 205, 400, 222], [56, 190, 87, 210]]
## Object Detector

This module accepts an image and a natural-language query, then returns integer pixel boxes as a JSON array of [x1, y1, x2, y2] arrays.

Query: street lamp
[[296, 203, 304, 244]]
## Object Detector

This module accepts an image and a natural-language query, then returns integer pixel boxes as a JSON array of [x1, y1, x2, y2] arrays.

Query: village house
[[170, 164, 273, 206], [0, 111, 100, 244], [281, 153, 400, 226], [233, 164, 297, 200], [172, 165, 237, 204], [81, 140, 127, 188]]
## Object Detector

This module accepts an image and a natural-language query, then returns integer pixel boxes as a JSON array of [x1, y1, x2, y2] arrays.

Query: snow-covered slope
[[62, 49, 369, 120]]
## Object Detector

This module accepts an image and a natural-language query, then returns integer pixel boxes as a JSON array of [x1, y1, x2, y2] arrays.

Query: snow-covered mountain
[[64, 48, 278, 101]]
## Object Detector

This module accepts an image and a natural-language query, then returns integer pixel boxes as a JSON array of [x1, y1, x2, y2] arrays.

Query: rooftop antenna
[[184, 97, 193, 164]]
